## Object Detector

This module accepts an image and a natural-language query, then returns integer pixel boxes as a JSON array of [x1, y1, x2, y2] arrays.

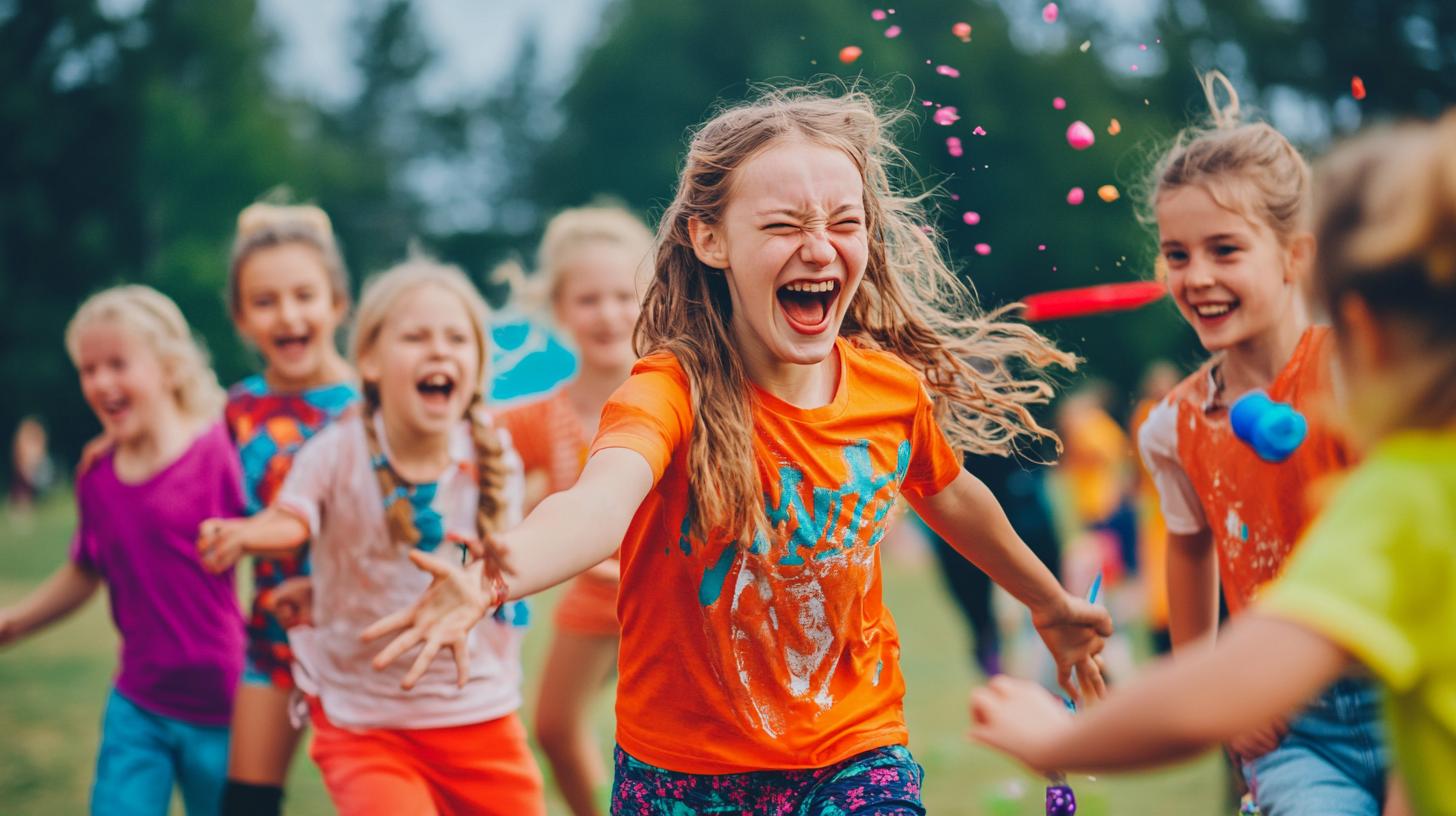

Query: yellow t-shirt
[[1260, 430, 1456, 816]]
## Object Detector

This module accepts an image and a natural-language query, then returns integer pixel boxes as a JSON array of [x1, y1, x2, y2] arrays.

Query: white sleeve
[[274, 421, 347, 538], [1137, 400, 1207, 535]]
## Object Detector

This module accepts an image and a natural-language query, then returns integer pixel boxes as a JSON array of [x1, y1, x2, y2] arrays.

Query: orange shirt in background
[[591, 338, 962, 773]]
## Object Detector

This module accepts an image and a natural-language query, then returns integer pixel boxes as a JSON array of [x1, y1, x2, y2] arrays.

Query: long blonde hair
[[1311, 110, 1456, 440], [65, 285, 226, 422], [641, 81, 1076, 546], [350, 258, 509, 544], [1143, 71, 1311, 245], [228, 202, 350, 316], [497, 203, 655, 314]]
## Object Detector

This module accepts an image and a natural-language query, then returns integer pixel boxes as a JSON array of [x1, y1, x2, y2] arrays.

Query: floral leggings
[[611, 744, 925, 815]]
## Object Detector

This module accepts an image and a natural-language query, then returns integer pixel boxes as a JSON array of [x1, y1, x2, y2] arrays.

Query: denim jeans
[[1241, 677, 1387, 815]]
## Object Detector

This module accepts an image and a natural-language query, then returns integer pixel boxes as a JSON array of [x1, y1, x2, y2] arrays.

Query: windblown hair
[[1311, 110, 1456, 441], [228, 201, 350, 316], [640, 80, 1076, 546], [1143, 71, 1311, 245], [65, 285, 226, 422], [350, 258, 509, 545]]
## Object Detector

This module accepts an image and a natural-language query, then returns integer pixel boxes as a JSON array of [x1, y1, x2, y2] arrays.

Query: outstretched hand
[[263, 577, 314, 629], [1033, 594, 1112, 705], [970, 674, 1073, 774], [360, 552, 494, 690]]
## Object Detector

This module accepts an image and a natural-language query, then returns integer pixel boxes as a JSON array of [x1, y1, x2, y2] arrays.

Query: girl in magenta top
[[0, 285, 246, 815]]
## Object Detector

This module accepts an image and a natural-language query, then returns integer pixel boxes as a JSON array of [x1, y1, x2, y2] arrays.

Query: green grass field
[[0, 494, 1225, 814]]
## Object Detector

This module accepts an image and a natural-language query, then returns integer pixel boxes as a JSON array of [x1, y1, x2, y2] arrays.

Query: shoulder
[[1165, 363, 1213, 409], [227, 374, 267, 402], [630, 352, 690, 387], [840, 338, 926, 401]]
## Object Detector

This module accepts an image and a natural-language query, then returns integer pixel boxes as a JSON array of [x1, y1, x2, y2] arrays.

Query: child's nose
[[799, 229, 837, 267]]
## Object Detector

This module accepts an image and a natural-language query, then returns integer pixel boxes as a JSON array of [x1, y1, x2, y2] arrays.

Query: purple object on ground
[[1046, 783, 1077, 815]]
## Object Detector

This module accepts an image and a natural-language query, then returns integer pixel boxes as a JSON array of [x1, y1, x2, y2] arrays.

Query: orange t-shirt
[[1139, 327, 1351, 614], [496, 390, 590, 496], [591, 337, 962, 773]]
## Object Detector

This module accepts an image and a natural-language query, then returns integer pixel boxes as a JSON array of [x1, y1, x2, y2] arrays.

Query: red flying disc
[[1020, 281, 1167, 321]]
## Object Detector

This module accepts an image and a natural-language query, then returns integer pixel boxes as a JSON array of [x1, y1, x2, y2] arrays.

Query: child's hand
[[0, 608, 21, 647], [1033, 594, 1113, 705], [196, 518, 248, 573], [970, 674, 1072, 773], [361, 553, 489, 690], [264, 577, 314, 629], [1228, 717, 1289, 761]]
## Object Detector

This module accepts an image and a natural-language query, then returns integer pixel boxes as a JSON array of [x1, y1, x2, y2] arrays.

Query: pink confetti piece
[[1042, 2, 1059, 23], [1065, 120, 1095, 150], [1066, 187, 1085, 205], [838, 45, 863, 64], [1053, 96, 1066, 110], [952, 22, 972, 42], [933, 106, 960, 126], [973, 125, 986, 136], [1130, 64, 1139, 72], [962, 211, 981, 225], [950, 193, 961, 201], [974, 243, 992, 255], [884, 25, 902, 38], [1038, 244, 1047, 251], [871, 9, 887, 20], [946, 136, 964, 157], [1139, 43, 1148, 51], [935, 64, 961, 78]]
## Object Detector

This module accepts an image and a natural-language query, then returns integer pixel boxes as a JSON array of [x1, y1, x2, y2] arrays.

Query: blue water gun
[[1230, 391, 1307, 463]]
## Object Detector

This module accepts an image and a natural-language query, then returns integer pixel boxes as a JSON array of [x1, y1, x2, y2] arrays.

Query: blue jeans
[[1241, 678, 1387, 815], [91, 688, 231, 816]]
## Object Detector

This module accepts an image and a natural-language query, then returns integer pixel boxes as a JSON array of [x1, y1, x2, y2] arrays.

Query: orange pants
[[308, 700, 544, 816], [552, 573, 620, 636]]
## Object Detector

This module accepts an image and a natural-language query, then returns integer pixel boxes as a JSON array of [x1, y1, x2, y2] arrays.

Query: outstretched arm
[[362, 446, 654, 688], [0, 563, 102, 647], [196, 507, 309, 573], [912, 469, 1113, 703], [971, 614, 1348, 774]]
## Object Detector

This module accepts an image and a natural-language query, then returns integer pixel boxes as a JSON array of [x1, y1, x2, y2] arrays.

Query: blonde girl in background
[[218, 202, 360, 816], [198, 259, 543, 815], [366, 83, 1109, 814], [972, 106, 1456, 816], [0, 286, 246, 815], [494, 204, 653, 816], [1122, 71, 1387, 813]]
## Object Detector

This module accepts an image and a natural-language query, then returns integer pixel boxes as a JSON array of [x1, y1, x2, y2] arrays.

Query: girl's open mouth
[[776, 279, 841, 335], [1191, 299, 1239, 326], [415, 372, 456, 409]]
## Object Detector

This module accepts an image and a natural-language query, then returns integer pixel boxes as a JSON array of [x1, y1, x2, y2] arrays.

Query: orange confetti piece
[[1098, 184, 1120, 203], [1351, 76, 1366, 100], [1107, 118, 1121, 136], [839, 46, 863, 64]]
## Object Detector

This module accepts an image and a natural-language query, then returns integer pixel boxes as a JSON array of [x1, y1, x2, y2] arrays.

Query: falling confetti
[[1139, 43, 1148, 51], [838, 45, 863, 64], [1053, 96, 1067, 110], [946, 136, 964, 157], [933, 107, 960, 126], [974, 243, 992, 255], [1098, 184, 1120, 202], [1107, 118, 1122, 135], [1038, 244, 1047, 251], [1351, 76, 1366, 100], [952, 21, 972, 42], [1067, 187, 1085, 205], [871, 9, 887, 20], [963, 211, 981, 225], [1130, 64, 1139, 72], [936, 64, 961, 78], [973, 125, 987, 135], [884, 25, 902, 38], [1079, 40, 1091, 52], [1066, 120, 1095, 150], [1042, 2, 1059, 23]]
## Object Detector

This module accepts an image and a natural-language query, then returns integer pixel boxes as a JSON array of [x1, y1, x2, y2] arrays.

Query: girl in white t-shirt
[[198, 258, 543, 816]]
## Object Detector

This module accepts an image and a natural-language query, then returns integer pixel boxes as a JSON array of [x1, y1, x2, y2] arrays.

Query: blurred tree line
[[2, 0, 1452, 482]]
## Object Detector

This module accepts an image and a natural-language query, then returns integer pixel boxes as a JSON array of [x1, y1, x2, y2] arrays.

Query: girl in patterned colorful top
[[971, 105, 1456, 816], [367, 83, 1110, 815], [198, 259, 543, 815], [217, 203, 359, 816], [1131, 72, 1387, 814], [494, 204, 653, 816]]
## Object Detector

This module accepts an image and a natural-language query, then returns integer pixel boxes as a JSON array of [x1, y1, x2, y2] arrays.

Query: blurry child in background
[[1129, 360, 1181, 654], [0, 286, 245, 815], [1122, 71, 1385, 813], [8, 416, 55, 523], [218, 202, 359, 816], [494, 204, 653, 816], [199, 260, 543, 815], [973, 106, 1456, 816]]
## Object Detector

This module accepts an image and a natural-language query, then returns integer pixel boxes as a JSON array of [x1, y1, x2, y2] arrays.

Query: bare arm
[[0, 563, 102, 646], [913, 470, 1113, 702], [1166, 529, 1219, 650], [971, 614, 1349, 773], [196, 506, 309, 573]]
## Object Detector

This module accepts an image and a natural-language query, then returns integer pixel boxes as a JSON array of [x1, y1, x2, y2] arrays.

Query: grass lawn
[[1, 493, 1225, 814]]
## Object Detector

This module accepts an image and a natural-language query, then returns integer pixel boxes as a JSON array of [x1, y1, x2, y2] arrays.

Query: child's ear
[[1286, 232, 1315, 284], [688, 218, 730, 270], [357, 347, 381, 386]]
